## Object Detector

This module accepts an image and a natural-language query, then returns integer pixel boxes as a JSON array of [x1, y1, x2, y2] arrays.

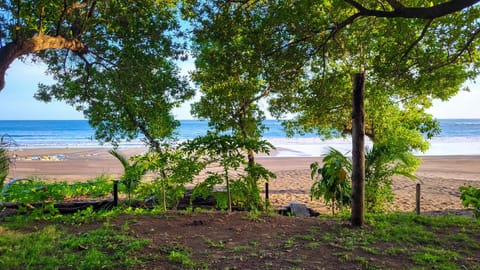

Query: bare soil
[[61, 211, 479, 269]]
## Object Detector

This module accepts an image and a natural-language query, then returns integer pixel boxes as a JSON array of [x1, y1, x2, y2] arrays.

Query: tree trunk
[[351, 73, 365, 227], [0, 35, 86, 91], [225, 169, 232, 212]]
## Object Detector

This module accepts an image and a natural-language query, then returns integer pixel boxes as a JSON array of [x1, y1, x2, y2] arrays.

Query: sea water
[[1, 119, 480, 157]]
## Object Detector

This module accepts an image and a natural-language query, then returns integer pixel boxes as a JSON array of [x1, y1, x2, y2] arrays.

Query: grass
[[0, 223, 150, 269]]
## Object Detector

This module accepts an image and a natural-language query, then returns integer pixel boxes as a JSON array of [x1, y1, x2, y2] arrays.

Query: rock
[[278, 201, 320, 217], [289, 202, 310, 217]]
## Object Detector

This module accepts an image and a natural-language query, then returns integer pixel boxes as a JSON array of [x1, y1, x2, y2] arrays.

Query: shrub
[[459, 185, 480, 218], [310, 147, 352, 215], [364, 145, 418, 213], [0, 147, 8, 193], [311, 145, 418, 214]]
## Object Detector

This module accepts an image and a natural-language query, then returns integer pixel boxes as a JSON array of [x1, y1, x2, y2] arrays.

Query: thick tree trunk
[[0, 35, 86, 91], [351, 73, 365, 227]]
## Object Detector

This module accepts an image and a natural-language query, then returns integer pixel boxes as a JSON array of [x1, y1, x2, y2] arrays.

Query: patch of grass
[[306, 242, 322, 249], [361, 246, 380, 255], [283, 237, 296, 249], [383, 246, 407, 256], [168, 250, 195, 267], [354, 256, 369, 266], [249, 240, 260, 247], [232, 245, 250, 252], [0, 223, 150, 270], [205, 238, 226, 249], [321, 232, 335, 241], [334, 252, 352, 262], [296, 233, 315, 241], [448, 232, 480, 250], [413, 247, 459, 269], [243, 210, 265, 222]]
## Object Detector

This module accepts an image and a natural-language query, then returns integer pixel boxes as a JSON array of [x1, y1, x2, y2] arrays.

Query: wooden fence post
[[416, 182, 421, 215], [113, 180, 120, 207], [265, 182, 269, 206]]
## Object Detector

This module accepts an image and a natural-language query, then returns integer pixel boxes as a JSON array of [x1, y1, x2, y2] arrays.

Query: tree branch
[[56, 0, 90, 35], [428, 27, 480, 71], [402, 19, 433, 59], [345, 0, 480, 19], [267, 12, 362, 57], [0, 35, 86, 91]]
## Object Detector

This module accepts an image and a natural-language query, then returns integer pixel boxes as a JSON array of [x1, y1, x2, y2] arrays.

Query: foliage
[[310, 148, 352, 215], [184, 0, 479, 152], [459, 185, 480, 218], [135, 145, 204, 211], [185, 1, 480, 226], [0, 147, 8, 193], [0, 1, 192, 148], [0, 224, 150, 269], [364, 144, 419, 213], [311, 145, 419, 214], [109, 150, 147, 204], [187, 2, 275, 205], [2, 177, 114, 204], [0, 134, 16, 195], [189, 5, 268, 142], [186, 133, 275, 211]]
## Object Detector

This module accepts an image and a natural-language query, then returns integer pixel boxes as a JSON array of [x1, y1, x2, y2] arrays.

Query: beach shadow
[[265, 189, 309, 195]]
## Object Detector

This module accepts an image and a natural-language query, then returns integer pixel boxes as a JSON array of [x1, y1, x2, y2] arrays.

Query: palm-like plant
[[365, 145, 418, 213], [310, 147, 352, 215], [0, 135, 15, 194], [0, 148, 8, 193], [311, 145, 418, 215], [109, 150, 147, 204]]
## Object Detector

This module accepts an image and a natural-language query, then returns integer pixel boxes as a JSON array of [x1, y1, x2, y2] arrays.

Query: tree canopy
[[0, 0, 193, 147], [185, 0, 480, 225], [186, 1, 480, 144]]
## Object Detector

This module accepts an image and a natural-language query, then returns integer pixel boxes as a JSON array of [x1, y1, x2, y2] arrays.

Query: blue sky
[[0, 59, 479, 120]]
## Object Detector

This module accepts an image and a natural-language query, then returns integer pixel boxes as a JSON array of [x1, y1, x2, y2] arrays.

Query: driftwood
[[1, 192, 320, 218], [2, 200, 114, 214]]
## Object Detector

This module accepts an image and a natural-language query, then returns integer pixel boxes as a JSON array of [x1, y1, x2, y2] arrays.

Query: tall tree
[[263, 1, 480, 226], [186, 1, 275, 208], [185, 0, 480, 226], [0, 1, 193, 147], [0, 1, 186, 90]]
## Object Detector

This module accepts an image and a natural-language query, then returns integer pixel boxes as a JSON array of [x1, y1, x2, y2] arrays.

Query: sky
[[0, 59, 480, 120]]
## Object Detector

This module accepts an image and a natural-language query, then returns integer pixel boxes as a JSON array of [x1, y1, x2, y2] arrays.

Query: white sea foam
[[267, 137, 480, 157]]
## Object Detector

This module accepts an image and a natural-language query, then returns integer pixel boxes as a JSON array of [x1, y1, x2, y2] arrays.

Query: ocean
[[1, 119, 480, 157]]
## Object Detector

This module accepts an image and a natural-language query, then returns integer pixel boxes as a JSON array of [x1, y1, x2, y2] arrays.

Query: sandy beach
[[5, 147, 480, 214]]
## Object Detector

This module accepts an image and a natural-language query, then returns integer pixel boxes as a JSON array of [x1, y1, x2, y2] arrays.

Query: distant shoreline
[[3, 119, 480, 155]]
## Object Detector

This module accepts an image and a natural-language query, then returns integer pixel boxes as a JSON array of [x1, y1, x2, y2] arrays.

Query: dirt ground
[[61, 211, 479, 270]]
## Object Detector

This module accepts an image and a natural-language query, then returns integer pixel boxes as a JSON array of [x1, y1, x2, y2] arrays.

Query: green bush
[[310, 147, 352, 215], [365, 145, 418, 213], [0, 148, 9, 193], [459, 185, 480, 218], [3, 177, 113, 204], [311, 145, 418, 214]]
